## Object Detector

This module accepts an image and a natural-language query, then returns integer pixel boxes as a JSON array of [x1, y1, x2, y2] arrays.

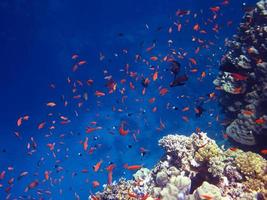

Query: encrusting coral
[[90, 132, 267, 200]]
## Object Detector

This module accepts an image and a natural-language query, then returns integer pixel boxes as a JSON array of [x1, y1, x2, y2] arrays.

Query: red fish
[[150, 56, 158, 61], [159, 88, 168, 96], [25, 180, 39, 192], [124, 164, 142, 170], [92, 181, 100, 188], [83, 137, 88, 151], [189, 58, 197, 65], [148, 97, 156, 104], [255, 118, 265, 125], [38, 121, 46, 130], [210, 6, 220, 12], [260, 149, 267, 155], [119, 123, 129, 136], [44, 171, 49, 180], [106, 164, 116, 185], [93, 160, 103, 172], [152, 71, 158, 81], [86, 127, 102, 133]]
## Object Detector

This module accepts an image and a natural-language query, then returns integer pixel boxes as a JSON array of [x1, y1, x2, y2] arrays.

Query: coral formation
[[90, 132, 267, 200], [213, 0, 267, 145]]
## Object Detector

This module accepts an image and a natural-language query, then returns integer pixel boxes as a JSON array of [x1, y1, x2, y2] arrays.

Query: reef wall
[[90, 132, 267, 200], [213, 0, 267, 145]]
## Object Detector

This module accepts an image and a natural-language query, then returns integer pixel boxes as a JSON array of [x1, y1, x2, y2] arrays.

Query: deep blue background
[[0, 0, 258, 199]]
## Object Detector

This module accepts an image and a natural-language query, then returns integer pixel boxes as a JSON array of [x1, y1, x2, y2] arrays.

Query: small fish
[[17, 171, 29, 180], [193, 24, 200, 31], [95, 91, 105, 97], [210, 6, 220, 12], [255, 118, 265, 125], [242, 110, 254, 116], [124, 164, 142, 170], [189, 58, 197, 65], [229, 147, 238, 151], [25, 180, 39, 192], [159, 88, 168, 96], [86, 127, 102, 133], [152, 71, 158, 81], [119, 123, 129, 136], [260, 149, 267, 155], [93, 160, 103, 172], [150, 56, 158, 61], [46, 102, 56, 107], [92, 181, 100, 188], [148, 97, 156, 104], [106, 164, 116, 185], [38, 121, 46, 130], [83, 137, 88, 151], [44, 171, 49, 180]]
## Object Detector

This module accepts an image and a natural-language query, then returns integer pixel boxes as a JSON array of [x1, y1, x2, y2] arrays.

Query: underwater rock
[[91, 132, 267, 200], [214, 0, 267, 145]]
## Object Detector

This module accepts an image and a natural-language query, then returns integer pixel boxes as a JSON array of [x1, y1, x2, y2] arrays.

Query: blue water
[[0, 0, 259, 199]]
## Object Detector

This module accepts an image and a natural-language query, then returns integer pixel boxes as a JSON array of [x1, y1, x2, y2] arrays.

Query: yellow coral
[[244, 178, 264, 192], [195, 142, 222, 162], [235, 151, 266, 177]]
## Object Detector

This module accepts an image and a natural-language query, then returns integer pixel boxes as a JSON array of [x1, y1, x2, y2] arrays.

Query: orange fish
[[86, 126, 102, 133], [46, 102, 56, 107], [150, 56, 158, 61], [71, 54, 78, 59], [78, 60, 87, 66], [92, 181, 100, 188], [189, 58, 197, 65], [201, 71, 206, 78], [106, 164, 116, 185], [95, 91, 105, 97], [119, 123, 129, 136], [182, 107, 190, 112], [190, 68, 198, 73], [159, 88, 168, 96], [210, 6, 220, 12], [152, 71, 158, 81], [83, 137, 88, 151], [255, 118, 265, 125], [182, 116, 189, 122], [124, 164, 142, 170], [152, 106, 157, 112], [47, 143, 55, 151], [129, 82, 135, 90], [193, 24, 200, 31], [93, 160, 103, 172], [17, 117, 23, 127], [242, 110, 254, 116], [38, 121, 46, 130], [44, 171, 49, 180]]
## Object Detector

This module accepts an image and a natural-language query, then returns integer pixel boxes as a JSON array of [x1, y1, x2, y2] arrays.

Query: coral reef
[[213, 0, 267, 145], [90, 132, 267, 200]]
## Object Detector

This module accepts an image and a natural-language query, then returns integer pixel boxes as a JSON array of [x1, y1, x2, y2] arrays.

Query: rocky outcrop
[[213, 0, 267, 145]]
